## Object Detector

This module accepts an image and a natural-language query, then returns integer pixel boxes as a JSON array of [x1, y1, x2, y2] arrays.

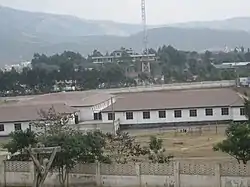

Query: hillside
[[2, 6, 250, 64], [0, 6, 143, 37], [169, 17, 250, 32]]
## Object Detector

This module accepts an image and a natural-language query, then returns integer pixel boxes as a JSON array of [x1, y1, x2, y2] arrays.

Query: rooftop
[[0, 103, 78, 123], [103, 88, 244, 112], [17, 91, 114, 107], [213, 62, 250, 69], [91, 54, 156, 60]]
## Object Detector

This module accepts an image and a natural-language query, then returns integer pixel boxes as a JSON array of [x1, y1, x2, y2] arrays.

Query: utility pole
[[235, 62, 240, 87], [111, 97, 115, 134]]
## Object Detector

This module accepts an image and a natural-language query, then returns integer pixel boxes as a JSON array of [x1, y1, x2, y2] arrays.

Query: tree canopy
[[214, 96, 250, 164], [214, 122, 250, 164], [4, 108, 174, 187], [1, 46, 250, 97]]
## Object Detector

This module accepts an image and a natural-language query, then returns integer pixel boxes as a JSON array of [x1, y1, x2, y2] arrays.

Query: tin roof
[[103, 88, 244, 112]]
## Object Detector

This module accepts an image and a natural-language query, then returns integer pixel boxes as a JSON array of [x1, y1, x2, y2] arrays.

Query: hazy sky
[[1, 0, 250, 24]]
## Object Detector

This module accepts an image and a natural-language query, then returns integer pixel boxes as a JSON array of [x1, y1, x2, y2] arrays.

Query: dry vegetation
[[131, 125, 233, 161]]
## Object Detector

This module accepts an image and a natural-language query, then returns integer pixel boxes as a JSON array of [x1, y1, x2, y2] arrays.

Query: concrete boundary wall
[[99, 80, 235, 94], [1, 160, 250, 187]]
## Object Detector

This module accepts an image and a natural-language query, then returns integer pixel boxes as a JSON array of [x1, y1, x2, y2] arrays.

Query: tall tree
[[6, 108, 108, 187], [148, 136, 173, 163], [214, 122, 250, 164], [105, 131, 148, 163], [214, 98, 250, 164], [4, 129, 38, 160]]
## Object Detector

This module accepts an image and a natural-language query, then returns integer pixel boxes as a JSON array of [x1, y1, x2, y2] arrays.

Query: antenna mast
[[141, 0, 148, 55], [140, 0, 151, 74]]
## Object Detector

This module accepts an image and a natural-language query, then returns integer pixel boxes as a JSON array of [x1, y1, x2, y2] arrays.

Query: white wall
[[0, 122, 30, 136], [102, 107, 246, 125], [77, 106, 94, 121], [0, 115, 77, 137], [231, 107, 247, 121], [99, 80, 235, 94], [76, 98, 113, 122]]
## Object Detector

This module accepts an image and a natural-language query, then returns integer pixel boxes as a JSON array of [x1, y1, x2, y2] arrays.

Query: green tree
[[5, 108, 108, 187], [214, 97, 250, 164], [3, 129, 38, 160], [91, 49, 103, 57], [244, 95, 250, 123], [42, 130, 107, 186], [149, 136, 164, 154], [105, 131, 148, 163], [213, 122, 250, 164], [34, 109, 108, 187], [148, 136, 173, 163]]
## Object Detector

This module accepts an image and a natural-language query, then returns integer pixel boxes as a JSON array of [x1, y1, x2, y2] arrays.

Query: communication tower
[[141, 0, 151, 74]]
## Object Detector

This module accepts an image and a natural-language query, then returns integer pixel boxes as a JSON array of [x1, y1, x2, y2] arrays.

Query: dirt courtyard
[[0, 124, 233, 162], [131, 125, 233, 161]]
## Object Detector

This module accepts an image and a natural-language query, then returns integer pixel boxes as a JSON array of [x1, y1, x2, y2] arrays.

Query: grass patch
[[131, 125, 230, 160]]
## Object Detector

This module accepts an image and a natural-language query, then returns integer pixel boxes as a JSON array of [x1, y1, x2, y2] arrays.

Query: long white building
[[17, 91, 115, 122], [102, 89, 247, 129], [0, 88, 247, 135], [0, 91, 115, 136], [0, 103, 78, 136]]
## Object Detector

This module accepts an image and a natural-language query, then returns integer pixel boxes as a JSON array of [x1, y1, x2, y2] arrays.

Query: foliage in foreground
[[214, 95, 250, 164], [148, 136, 173, 163], [105, 131, 149, 164], [214, 122, 250, 164], [4, 129, 37, 161], [4, 109, 173, 186]]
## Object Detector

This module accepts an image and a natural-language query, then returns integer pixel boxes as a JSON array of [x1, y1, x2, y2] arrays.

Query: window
[[94, 113, 98, 120], [189, 109, 197, 117], [94, 113, 102, 120], [126, 112, 133, 120], [240, 108, 246, 116], [98, 113, 102, 120], [75, 114, 79, 124], [174, 110, 182, 118], [14, 123, 22, 131], [0, 124, 4, 132], [205, 108, 213, 116], [108, 113, 115, 120], [143, 111, 150, 119], [159, 111, 166, 118], [221, 108, 229, 116]]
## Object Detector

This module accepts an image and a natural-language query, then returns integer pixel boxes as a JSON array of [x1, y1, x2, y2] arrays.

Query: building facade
[[0, 103, 78, 136], [102, 106, 246, 128], [17, 91, 114, 123], [102, 88, 247, 129], [91, 48, 157, 64], [74, 98, 114, 121]]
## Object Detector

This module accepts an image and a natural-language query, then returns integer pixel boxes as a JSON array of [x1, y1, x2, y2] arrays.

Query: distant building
[[2, 61, 31, 72], [91, 49, 157, 64], [238, 77, 250, 87], [212, 62, 250, 69]]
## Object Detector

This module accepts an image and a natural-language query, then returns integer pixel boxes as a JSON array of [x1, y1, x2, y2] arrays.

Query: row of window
[[0, 123, 22, 132], [108, 108, 246, 121]]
